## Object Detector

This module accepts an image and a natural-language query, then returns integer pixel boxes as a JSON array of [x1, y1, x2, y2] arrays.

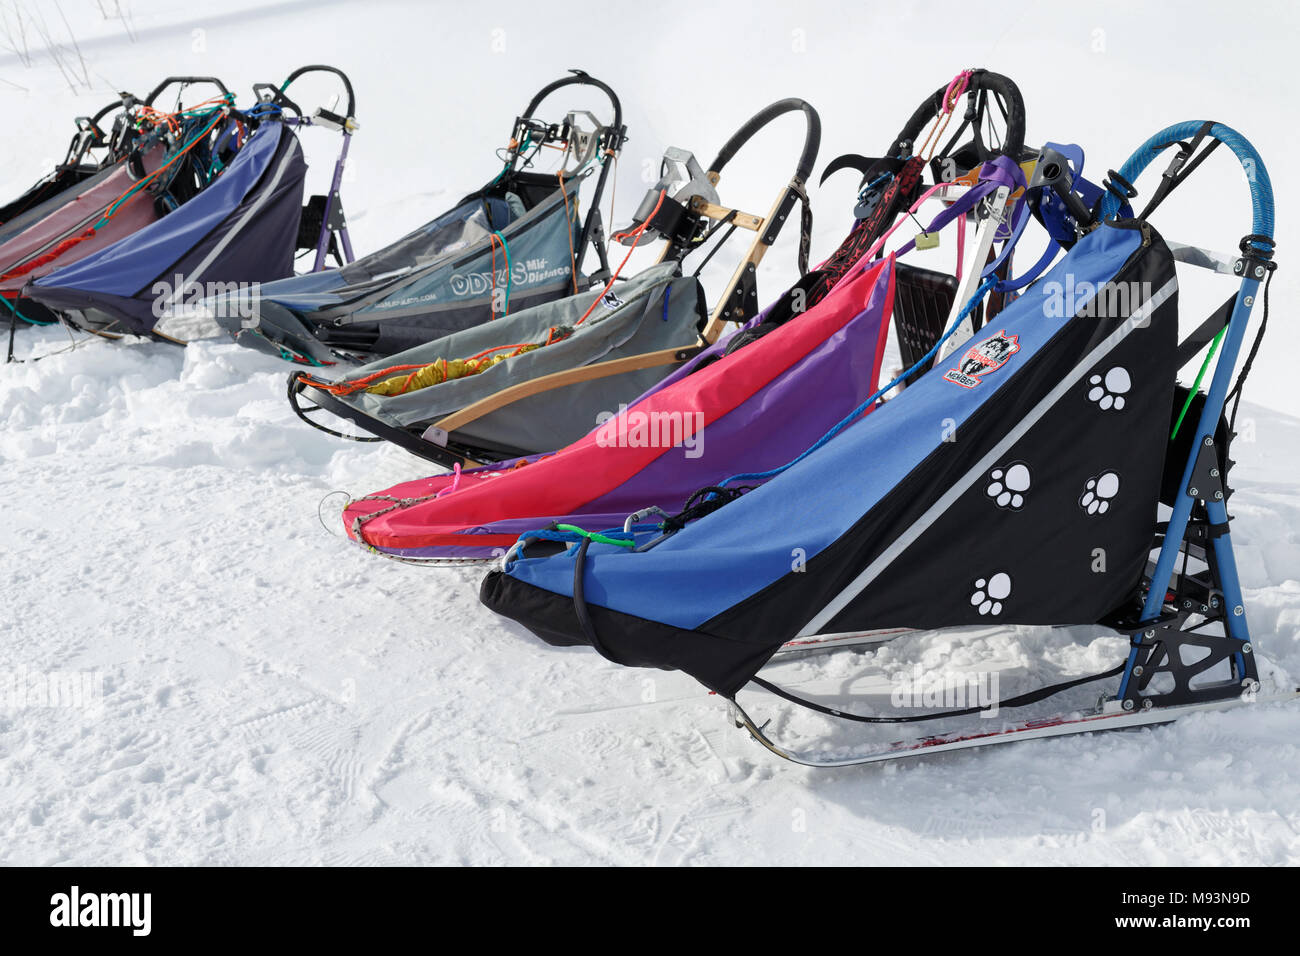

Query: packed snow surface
[[2, 0, 1297, 864]]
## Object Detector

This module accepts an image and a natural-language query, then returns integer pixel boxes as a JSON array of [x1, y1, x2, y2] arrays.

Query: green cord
[[490, 131, 532, 187], [1171, 325, 1227, 440], [555, 524, 635, 548]]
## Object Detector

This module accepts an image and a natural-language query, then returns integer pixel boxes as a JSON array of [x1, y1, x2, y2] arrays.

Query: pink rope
[[435, 462, 462, 498], [942, 70, 974, 114]]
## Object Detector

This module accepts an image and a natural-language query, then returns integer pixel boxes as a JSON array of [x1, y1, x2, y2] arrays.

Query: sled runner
[[287, 95, 823, 469], [337, 72, 1059, 565], [27, 67, 358, 343], [1, 77, 233, 333], [204, 70, 625, 365], [482, 120, 1295, 766]]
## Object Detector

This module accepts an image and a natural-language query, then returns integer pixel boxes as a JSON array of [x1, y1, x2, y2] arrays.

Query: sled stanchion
[[516, 70, 626, 287], [698, 98, 822, 341], [1124, 124, 1275, 700], [273, 65, 360, 272]]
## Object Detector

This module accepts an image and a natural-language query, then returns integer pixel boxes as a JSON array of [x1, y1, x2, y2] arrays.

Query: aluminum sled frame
[[726, 121, 1293, 767]]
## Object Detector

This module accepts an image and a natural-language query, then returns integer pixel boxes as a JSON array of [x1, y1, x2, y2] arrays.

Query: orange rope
[[99, 109, 226, 222], [558, 170, 579, 295], [296, 191, 670, 400], [576, 189, 666, 327], [0, 106, 227, 285], [300, 363, 430, 395], [916, 71, 972, 161]]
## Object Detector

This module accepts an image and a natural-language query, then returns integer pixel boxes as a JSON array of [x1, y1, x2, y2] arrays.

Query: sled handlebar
[[281, 64, 357, 120], [143, 76, 231, 107], [523, 69, 622, 134], [74, 95, 132, 142], [88, 96, 129, 126], [895, 69, 1026, 164], [707, 98, 821, 185], [1101, 121, 1274, 247]]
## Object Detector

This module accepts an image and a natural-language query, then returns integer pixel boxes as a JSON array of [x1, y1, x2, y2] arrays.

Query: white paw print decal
[[970, 572, 1012, 616], [1087, 367, 1131, 410], [985, 462, 1031, 510], [1079, 471, 1121, 515]]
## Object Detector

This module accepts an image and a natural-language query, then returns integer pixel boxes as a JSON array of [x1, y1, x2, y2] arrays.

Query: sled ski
[[728, 684, 1298, 768]]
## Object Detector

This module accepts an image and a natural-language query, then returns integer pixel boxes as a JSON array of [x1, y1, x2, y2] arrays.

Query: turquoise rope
[[1, 294, 53, 326], [98, 108, 226, 226]]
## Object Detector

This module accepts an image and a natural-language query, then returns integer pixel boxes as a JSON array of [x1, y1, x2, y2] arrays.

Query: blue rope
[[858, 171, 893, 202], [717, 276, 998, 487]]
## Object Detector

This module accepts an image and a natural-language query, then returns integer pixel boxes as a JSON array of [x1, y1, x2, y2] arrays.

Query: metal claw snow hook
[[317, 490, 352, 536]]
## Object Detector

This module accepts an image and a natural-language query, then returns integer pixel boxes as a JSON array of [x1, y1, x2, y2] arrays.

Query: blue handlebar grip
[[1101, 121, 1273, 249]]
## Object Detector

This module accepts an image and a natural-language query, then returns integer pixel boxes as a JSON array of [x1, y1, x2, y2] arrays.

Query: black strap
[[793, 182, 813, 276], [1175, 293, 1236, 367], [689, 209, 739, 278], [6, 308, 16, 365], [1136, 121, 1219, 221], [571, 536, 631, 666], [749, 663, 1127, 724], [1103, 169, 1138, 203]]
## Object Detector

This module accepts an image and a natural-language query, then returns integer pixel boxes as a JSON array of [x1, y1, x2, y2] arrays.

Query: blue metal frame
[[1103, 123, 1275, 697]]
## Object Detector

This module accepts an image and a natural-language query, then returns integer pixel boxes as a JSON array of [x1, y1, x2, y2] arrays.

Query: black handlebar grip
[[282, 64, 356, 119], [144, 76, 230, 107], [707, 98, 822, 185], [893, 69, 1025, 161], [523, 69, 622, 133]]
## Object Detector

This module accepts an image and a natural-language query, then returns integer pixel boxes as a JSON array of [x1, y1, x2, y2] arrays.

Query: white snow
[[1, 0, 1297, 865]]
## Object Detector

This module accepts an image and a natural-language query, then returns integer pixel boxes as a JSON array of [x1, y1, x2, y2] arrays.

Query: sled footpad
[[1120, 612, 1258, 710]]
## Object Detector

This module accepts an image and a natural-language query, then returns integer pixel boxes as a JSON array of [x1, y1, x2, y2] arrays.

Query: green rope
[[555, 524, 635, 548], [1171, 325, 1227, 440]]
